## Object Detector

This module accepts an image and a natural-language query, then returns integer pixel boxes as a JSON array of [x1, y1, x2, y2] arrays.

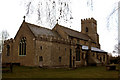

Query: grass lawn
[[2, 66, 119, 78]]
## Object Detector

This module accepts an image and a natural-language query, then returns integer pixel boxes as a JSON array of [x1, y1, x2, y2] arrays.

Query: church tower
[[81, 18, 100, 48]]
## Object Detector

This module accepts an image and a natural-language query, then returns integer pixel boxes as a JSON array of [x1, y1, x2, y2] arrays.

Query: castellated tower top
[[81, 17, 97, 34], [81, 17, 97, 25]]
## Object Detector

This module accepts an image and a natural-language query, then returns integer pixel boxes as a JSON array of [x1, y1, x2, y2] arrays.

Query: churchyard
[[2, 66, 118, 78]]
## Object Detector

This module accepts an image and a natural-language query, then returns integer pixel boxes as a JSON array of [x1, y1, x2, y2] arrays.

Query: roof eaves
[[82, 45, 107, 53]]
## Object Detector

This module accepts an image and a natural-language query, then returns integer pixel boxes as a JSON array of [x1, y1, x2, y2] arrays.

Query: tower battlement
[[81, 17, 97, 24]]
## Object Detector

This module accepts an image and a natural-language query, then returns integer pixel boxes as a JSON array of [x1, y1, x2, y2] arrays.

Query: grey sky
[[0, 0, 119, 56]]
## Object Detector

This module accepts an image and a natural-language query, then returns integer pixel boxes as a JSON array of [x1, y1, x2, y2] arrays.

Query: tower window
[[86, 27, 88, 32], [19, 37, 26, 56]]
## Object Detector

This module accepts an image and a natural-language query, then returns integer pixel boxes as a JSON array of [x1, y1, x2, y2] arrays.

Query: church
[[2, 17, 108, 68]]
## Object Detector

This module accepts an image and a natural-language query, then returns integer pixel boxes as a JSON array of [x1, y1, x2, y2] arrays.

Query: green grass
[[2, 66, 119, 78]]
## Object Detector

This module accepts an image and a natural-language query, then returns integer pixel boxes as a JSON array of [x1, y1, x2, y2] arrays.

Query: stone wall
[[51, 42, 70, 67], [35, 35, 76, 68], [2, 22, 36, 66], [2, 38, 13, 63], [35, 40, 52, 67]]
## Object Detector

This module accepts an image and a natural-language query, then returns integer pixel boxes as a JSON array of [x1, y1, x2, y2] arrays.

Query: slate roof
[[26, 22, 93, 42], [26, 22, 61, 38], [82, 45, 107, 53], [57, 24, 92, 41]]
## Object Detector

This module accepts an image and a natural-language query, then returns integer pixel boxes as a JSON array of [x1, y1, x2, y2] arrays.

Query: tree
[[0, 30, 9, 52], [24, 0, 72, 28], [106, 1, 120, 56], [113, 44, 119, 57], [1, 30, 9, 40], [23, 0, 93, 28], [107, 2, 118, 28]]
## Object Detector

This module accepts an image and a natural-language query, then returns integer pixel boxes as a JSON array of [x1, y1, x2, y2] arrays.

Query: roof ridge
[[57, 24, 90, 37], [25, 22, 52, 31], [25, 22, 61, 38], [57, 24, 81, 33], [56, 24, 95, 41], [25, 22, 87, 36]]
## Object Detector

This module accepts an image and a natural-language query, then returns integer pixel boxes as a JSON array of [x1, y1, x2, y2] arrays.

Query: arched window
[[86, 27, 88, 32], [76, 46, 80, 61], [19, 37, 26, 56], [6, 45, 10, 56]]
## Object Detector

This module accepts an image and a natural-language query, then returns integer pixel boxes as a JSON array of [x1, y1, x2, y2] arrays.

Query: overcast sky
[[0, 0, 119, 56]]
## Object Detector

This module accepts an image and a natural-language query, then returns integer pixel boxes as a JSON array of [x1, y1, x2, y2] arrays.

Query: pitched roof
[[57, 24, 92, 41], [26, 22, 61, 38], [25, 22, 93, 41]]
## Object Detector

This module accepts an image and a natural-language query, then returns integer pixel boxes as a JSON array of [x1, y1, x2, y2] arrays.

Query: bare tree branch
[[107, 3, 119, 28], [26, 2, 32, 16], [23, 0, 73, 28], [0, 30, 9, 52], [87, 0, 93, 11]]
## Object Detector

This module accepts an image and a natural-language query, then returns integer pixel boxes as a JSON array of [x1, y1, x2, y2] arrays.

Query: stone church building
[[2, 18, 108, 68]]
